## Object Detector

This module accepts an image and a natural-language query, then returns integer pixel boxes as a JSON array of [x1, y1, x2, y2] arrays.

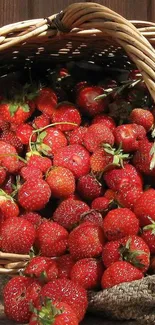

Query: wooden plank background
[[0, 0, 154, 27]]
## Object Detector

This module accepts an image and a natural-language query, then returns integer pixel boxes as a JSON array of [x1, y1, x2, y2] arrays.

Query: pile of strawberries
[[0, 66, 155, 324]]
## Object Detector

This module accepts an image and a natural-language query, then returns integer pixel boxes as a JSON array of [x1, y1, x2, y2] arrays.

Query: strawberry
[[53, 144, 90, 178], [36, 88, 57, 118], [0, 167, 6, 185], [1, 174, 15, 195], [53, 198, 90, 230], [56, 254, 75, 279], [77, 174, 103, 201], [16, 123, 36, 145], [68, 221, 105, 259], [69, 126, 88, 145], [27, 153, 52, 173], [0, 217, 36, 253], [130, 108, 154, 132], [71, 258, 104, 289], [3, 276, 41, 323], [104, 189, 116, 201], [36, 221, 68, 257], [101, 261, 144, 288], [90, 145, 129, 173], [20, 212, 42, 228], [104, 163, 143, 191], [133, 139, 155, 175], [20, 166, 43, 181], [91, 196, 110, 212], [35, 127, 67, 156], [114, 124, 146, 152], [134, 189, 155, 226], [142, 221, 155, 254], [84, 123, 114, 152], [0, 101, 34, 125], [92, 114, 116, 132], [102, 235, 150, 272], [18, 179, 51, 211], [29, 300, 78, 325], [52, 102, 81, 131], [0, 130, 23, 153], [0, 140, 19, 173], [24, 256, 58, 280], [116, 183, 143, 210], [103, 208, 139, 241], [33, 114, 50, 129], [76, 86, 108, 116], [37, 278, 88, 321], [80, 209, 103, 227], [0, 190, 19, 221], [0, 116, 9, 132], [46, 167, 75, 198]]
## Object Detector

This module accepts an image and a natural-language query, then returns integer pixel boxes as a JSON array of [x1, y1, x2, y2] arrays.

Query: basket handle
[[0, 2, 155, 101]]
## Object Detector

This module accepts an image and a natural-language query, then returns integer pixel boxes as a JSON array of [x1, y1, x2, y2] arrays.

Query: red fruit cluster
[[0, 68, 155, 325]]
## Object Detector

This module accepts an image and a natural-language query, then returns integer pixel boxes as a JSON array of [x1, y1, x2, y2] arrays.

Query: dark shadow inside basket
[[0, 32, 155, 325]]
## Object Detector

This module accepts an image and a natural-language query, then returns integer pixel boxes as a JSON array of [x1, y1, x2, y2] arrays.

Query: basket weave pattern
[[0, 2, 155, 324]]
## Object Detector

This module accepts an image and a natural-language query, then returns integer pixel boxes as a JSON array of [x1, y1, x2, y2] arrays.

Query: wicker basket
[[0, 2, 155, 324]]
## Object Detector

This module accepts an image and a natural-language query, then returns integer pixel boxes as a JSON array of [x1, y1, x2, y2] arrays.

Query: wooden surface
[[0, 0, 154, 27]]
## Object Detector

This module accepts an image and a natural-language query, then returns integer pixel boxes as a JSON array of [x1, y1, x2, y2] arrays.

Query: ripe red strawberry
[[53, 144, 90, 178], [36, 88, 57, 118], [90, 147, 113, 172], [3, 276, 41, 323], [68, 221, 105, 259], [0, 130, 23, 153], [103, 208, 139, 241], [18, 179, 51, 211], [52, 102, 81, 131], [101, 261, 144, 288], [0, 190, 19, 221], [29, 300, 78, 325], [24, 256, 58, 280], [56, 254, 75, 279], [71, 258, 104, 289], [84, 123, 114, 152], [91, 196, 110, 212], [0, 167, 6, 185], [77, 174, 103, 201], [133, 139, 155, 175], [130, 108, 154, 132], [53, 198, 90, 230], [102, 235, 150, 272], [45, 262, 59, 282], [114, 124, 146, 152], [116, 183, 143, 210], [134, 189, 155, 226], [35, 127, 67, 156], [20, 166, 43, 181], [1, 174, 15, 195], [76, 86, 108, 116], [92, 114, 116, 132], [0, 116, 9, 132], [27, 153, 52, 173], [37, 278, 88, 321], [20, 212, 42, 228], [0, 140, 19, 173], [104, 164, 143, 191], [36, 221, 68, 257], [142, 221, 155, 254], [0, 217, 36, 253], [46, 167, 75, 198], [69, 126, 88, 145], [104, 189, 116, 201], [16, 123, 36, 145], [33, 114, 50, 129], [80, 209, 103, 227], [0, 101, 34, 125]]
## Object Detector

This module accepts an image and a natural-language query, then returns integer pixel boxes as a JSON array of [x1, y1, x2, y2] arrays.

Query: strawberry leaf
[[22, 103, 30, 112], [39, 131, 47, 141], [9, 103, 19, 116]]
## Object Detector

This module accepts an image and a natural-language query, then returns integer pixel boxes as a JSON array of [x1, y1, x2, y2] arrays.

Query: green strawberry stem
[[103, 143, 130, 168], [30, 298, 63, 325], [0, 188, 14, 202], [119, 238, 147, 269], [29, 122, 78, 152]]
